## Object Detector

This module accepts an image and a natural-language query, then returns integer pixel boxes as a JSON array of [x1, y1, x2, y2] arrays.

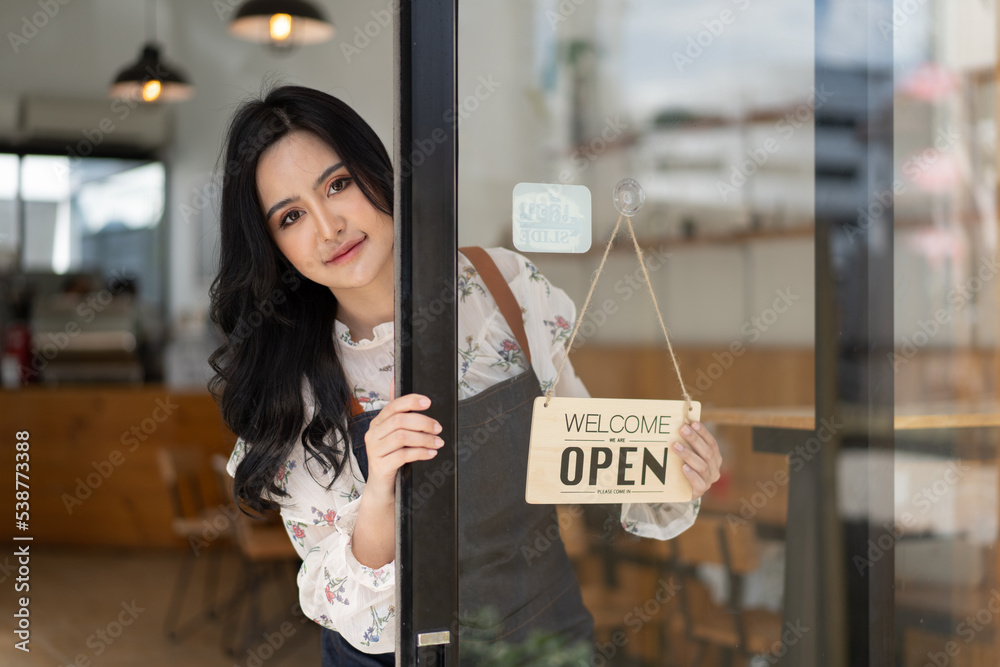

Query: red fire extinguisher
[[3, 321, 34, 385]]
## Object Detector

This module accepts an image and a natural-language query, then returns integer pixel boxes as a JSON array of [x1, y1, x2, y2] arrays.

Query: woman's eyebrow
[[265, 161, 346, 221], [312, 161, 345, 190]]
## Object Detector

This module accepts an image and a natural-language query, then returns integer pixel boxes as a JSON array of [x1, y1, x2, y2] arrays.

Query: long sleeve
[[490, 246, 700, 542], [292, 495, 397, 652], [227, 437, 397, 653]]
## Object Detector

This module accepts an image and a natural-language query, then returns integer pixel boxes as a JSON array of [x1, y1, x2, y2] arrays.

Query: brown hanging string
[[544, 212, 694, 422]]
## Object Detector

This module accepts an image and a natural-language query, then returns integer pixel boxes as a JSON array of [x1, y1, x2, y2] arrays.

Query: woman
[[209, 85, 723, 665]]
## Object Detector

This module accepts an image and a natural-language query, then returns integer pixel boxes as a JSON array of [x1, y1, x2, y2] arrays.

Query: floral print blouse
[[226, 246, 700, 654]]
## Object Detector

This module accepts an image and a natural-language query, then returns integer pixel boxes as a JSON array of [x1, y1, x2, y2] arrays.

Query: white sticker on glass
[[512, 183, 591, 253]]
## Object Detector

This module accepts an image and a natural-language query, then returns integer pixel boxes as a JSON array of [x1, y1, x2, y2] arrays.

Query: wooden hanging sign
[[525, 396, 700, 504]]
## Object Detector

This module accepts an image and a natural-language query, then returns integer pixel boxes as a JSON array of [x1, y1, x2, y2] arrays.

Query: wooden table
[[701, 403, 1000, 667], [703, 402, 1000, 433]]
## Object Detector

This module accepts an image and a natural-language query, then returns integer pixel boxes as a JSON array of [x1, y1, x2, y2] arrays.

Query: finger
[[682, 464, 709, 498], [367, 427, 443, 456], [679, 423, 719, 470], [672, 440, 710, 478], [379, 445, 439, 472], [375, 392, 431, 425], [389, 429, 444, 451], [389, 376, 395, 401], [692, 422, 723, 470], [371, 412, 441, 440]]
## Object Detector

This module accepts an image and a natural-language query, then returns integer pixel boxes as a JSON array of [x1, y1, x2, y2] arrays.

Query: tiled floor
[[0, 545, 322, 667]]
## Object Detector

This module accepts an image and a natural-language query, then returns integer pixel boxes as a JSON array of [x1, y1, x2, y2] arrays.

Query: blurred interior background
[[0, 0, 997, 665]]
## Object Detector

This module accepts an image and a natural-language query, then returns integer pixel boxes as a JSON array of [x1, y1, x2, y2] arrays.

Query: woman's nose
[[314, 209, 344, 242]]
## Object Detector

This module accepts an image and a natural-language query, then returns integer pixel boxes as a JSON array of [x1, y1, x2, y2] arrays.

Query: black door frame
[[393, 1, 460, 665]]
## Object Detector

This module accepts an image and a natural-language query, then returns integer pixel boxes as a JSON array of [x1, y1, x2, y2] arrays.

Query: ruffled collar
[[334, 319, 394, 348]]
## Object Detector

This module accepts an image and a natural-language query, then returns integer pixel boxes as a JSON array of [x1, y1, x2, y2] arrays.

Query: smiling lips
[[326, 237, 365, 264]]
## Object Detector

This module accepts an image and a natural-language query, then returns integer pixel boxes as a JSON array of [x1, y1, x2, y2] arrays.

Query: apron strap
[[459, 246, 532, 367], [345, 246, 533, 418]]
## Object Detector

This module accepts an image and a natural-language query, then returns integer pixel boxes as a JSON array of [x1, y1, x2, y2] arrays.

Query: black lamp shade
[[229, 0, 335, 45], [109, 44, 194, 102]]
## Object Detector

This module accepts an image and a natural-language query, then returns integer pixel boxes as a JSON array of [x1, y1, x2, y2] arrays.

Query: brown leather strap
[[345, 247, 532, 417], [459, 246, 532, 366]]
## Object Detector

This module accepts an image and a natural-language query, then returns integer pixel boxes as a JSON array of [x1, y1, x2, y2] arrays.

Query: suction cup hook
[[613, 178, 645, 217]]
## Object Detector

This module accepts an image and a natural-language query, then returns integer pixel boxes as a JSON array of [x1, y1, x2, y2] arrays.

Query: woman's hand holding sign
[[674, 422, 722, 500]]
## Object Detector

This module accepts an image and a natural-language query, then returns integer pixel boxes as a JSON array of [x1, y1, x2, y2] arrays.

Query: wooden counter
[[0, 385, 235, 547]]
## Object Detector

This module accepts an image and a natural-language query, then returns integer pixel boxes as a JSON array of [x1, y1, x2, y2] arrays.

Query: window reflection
[[458, 0, 1000, 662], [461, 0, 815, 664], [891, 1, 998, 666]]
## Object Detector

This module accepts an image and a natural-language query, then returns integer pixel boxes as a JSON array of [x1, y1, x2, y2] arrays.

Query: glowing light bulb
[[270, 13, 292, 41], [142, 80, 162, 102]]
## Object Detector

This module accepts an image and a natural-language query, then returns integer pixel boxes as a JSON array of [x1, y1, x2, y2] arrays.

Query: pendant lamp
[[228, 0, 335, 50], [109, 0, 193, 103]]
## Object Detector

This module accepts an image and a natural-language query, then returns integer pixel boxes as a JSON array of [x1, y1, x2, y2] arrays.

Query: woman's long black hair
[[208, 84, 393, 515]]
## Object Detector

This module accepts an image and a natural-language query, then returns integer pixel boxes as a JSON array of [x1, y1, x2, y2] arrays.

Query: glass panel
[[20, 155, 165, 308], [457, 1, 814, 663], [892, 1, 999, 666]]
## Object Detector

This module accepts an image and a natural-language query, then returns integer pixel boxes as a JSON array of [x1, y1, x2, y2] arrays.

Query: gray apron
[[321, 247, 594, 665]]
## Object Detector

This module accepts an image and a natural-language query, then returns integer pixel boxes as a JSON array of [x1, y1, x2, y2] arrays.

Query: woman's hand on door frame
[[361, 377, 444, 504]]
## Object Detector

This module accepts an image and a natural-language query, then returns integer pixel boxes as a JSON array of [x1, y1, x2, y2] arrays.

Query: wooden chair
[[561, 505, 680, 665], [671, 512, 782, 667], [210, 453, 301, 657], [156, 446, 236, 642]]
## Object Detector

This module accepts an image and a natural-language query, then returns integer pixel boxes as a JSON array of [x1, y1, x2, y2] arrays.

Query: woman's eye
[[329, 177, 352, 195], [279, 210, 303, 228]]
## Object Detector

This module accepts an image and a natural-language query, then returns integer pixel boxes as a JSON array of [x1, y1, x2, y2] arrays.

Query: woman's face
[[256, 130, 393, 294]]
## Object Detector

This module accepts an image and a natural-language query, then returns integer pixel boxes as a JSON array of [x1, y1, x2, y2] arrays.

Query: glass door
[[394, 1, 1000, 665]]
